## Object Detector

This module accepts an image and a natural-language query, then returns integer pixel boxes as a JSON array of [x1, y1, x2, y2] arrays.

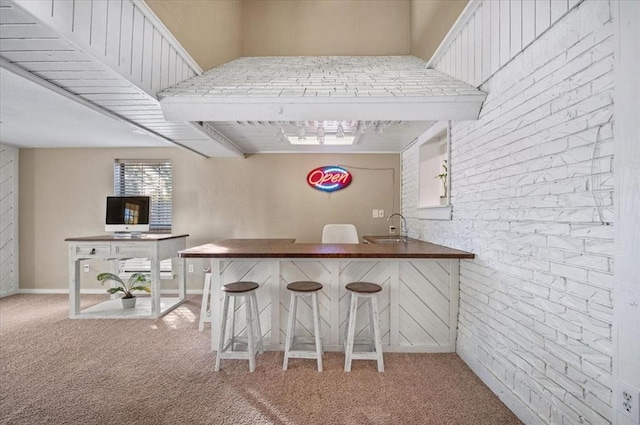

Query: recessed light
[[288, 135, 355, 145]]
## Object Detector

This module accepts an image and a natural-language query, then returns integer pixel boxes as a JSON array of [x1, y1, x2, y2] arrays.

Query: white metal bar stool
[[215, 281, 264, 373], [199, 270, 212, 332], [283, 281, 324, 372], [343, 282, 384, 372]]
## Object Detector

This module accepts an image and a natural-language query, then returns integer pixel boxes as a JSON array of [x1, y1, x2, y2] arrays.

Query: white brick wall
[[403, 1, 614, 424]]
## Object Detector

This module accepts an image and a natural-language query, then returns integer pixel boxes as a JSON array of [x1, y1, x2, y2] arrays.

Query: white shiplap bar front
[[206, 258, 460, 353]]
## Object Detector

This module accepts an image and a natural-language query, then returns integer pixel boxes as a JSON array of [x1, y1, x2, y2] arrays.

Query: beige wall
[[410, 0, 468, 61], [145, 0, 467, 68], [242, 0, 410, 56], [145, 0, 243, 71], [19, 148, 400, 290]]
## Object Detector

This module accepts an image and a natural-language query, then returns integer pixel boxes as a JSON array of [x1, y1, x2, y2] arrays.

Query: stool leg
[[215, 294, 230, 372], [367, 296, 375, 351], [283, 292, 297, 370], [245, 294, 256, 373], [199, 273, 211, 332], [343, 295, 351, 352], [371, 295, 384, 373], [250, 292, 264, 354], [311, 292, 323, 372], [344, 293, 358, 372], [231, 295, 239, 351]]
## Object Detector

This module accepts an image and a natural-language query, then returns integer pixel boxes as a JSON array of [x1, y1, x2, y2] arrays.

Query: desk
[[66, 234, 188, 319], [179, 238, 474, 353]]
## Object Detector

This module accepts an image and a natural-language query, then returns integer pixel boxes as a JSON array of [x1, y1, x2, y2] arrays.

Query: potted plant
[[434, 159, 448, 205], [97, 272, 151, 309]]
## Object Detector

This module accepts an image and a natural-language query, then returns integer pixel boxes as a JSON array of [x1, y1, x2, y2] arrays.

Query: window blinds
[[114, 159, 172, 231]]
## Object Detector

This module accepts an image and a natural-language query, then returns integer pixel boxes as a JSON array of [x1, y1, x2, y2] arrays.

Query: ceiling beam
[[0, 57, 211, 158]]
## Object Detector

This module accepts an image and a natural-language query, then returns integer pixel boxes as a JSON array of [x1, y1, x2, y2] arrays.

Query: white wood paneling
[[510, 0, 522, 58], [474, 11, 483, 87], [481, 2, 491, 83], [499, 0, 511, 68], [2, 0, 242, 157], [428, 0, 585, 87], [105, 0, 122, 63], [535, 0, 551, 37], [522, 0, 536, 47], [131, 6, 145, 85], [90, 0, 108, 53], [551, 0, 569, 23], [490, 0, 501, 75], [0, 144, 18, 297], [209, 258, 456, 352]]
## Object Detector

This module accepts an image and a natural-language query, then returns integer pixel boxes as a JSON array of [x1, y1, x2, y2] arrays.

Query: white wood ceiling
[[0, 0, 240, 157], [1, 1, 485, 157]]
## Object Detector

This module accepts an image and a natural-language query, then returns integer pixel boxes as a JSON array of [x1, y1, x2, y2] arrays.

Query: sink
[[372, 237, 406, 243]]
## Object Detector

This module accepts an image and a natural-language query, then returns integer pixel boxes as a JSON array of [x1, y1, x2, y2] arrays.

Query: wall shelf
[[417, 121, 452, 220]]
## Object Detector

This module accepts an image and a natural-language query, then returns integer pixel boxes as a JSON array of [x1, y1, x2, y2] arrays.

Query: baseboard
[[456, 347, 544, 425], [0, 290, 19, 298], [18, 289, 205, 295]]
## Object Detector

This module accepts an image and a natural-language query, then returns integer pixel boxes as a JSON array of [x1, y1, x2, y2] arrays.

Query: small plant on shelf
[[97, 272, 151, 309], [434, 159, 448, 200]]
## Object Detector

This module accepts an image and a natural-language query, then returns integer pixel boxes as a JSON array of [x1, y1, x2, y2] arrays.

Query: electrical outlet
[[188, 264, 194, 273], [378, 209, 385, 218], [83, 265, 90, 273], [389, 225, 396, 234], [619, 382, 640, 423]]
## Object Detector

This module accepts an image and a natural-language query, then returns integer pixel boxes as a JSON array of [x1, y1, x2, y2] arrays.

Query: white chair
[[322, 224, 359, 243]]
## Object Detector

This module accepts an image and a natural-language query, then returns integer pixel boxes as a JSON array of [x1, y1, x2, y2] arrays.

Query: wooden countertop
[[178, 238, 474, 259], [65, 234, 189, 242]]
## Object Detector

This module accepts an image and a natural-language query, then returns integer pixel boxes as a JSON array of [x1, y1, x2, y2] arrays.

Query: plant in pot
[[97, 272, 151, 309], [434, 159, 448, 205]]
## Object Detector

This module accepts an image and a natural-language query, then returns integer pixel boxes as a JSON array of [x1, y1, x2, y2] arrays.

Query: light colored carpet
[[0, 294, 522, 425]]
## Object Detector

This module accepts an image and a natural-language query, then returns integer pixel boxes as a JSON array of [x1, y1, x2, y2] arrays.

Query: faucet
[[387, 213, 408, 242]]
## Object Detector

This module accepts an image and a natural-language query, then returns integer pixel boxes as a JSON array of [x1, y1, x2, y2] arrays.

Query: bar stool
[[343, 282, 384, 372], [283, 281, 324, 372], [215, 281, 264, 373], [199, 270, 212, 332]]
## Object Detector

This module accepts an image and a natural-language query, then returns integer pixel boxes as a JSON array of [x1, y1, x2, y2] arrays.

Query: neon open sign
[[307, 166, 352, 192]]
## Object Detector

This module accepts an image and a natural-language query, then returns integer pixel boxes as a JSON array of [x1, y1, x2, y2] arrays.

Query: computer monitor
[[105, 196, 150, 234]]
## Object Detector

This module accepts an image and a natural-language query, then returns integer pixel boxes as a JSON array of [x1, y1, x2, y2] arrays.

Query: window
[[114, 159, 174, 279], [114, 159, 172, 232], [417, 121, 452, 220]]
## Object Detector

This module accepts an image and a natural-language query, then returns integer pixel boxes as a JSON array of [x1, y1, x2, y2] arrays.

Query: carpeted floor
[[0, 294, 522, 425]]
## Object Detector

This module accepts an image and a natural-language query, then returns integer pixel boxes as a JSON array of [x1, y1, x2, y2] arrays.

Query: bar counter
[[179, 238, 474, 353], [178, 237, 474, 259]]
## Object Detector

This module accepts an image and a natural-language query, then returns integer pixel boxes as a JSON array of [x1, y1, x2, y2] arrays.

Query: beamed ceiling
[[0, 0, 481, 157]]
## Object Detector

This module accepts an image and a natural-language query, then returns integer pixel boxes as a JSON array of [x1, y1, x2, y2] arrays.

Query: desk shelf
[[76, 297, 183, 319]]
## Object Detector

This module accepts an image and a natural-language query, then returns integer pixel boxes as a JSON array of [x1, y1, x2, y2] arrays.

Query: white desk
[[66, 234, 188, 319]]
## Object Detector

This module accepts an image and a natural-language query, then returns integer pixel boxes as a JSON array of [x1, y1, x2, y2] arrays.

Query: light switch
[[372, 209, 378, 218]]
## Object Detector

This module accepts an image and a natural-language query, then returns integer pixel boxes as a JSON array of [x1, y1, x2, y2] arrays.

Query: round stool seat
[[222, 281, 259, 293], [287, 281, 323, 292], [346, 282, 382, 294]]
